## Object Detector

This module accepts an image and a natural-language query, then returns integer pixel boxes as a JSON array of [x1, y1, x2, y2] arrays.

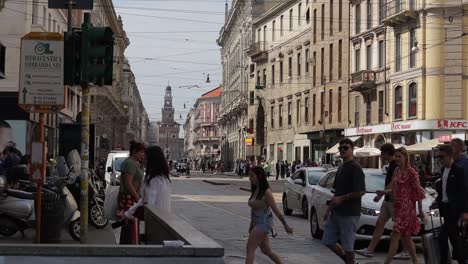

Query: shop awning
[[406, 138, 441, 152], [354, 146, 381, 157], [325, 136, 361, 154]]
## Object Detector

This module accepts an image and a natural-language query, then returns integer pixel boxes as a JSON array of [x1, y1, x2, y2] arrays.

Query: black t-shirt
[[384, 160, 398, 202], [333, 159, 366, 216]]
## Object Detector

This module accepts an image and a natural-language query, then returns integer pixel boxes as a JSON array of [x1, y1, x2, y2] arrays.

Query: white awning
[[406, 138, 441, 152], [354, 146, 381, 157], [325, 136, 361, 154]]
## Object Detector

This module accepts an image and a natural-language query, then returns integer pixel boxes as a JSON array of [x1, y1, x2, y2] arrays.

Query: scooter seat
[[6, 189, 35, 200]]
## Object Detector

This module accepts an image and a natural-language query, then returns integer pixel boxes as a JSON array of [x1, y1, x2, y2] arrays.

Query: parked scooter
[[0, 171, 81, 241]]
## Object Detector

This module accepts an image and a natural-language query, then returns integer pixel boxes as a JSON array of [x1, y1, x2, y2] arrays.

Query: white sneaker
[[393, 251, 410, 260], [355, 248, 374, 258]]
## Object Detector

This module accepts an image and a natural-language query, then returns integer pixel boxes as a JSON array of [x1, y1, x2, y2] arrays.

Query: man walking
[[356, 143, 409, 259], [322, 138, 366, 264], [275, 160, 280, 180], [431, 144, 468, 264]]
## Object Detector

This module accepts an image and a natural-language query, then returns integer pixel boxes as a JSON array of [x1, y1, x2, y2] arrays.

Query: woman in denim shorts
[[246, 166, 294, 264]]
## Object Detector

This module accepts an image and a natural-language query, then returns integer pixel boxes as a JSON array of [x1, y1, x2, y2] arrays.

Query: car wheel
[[302, 199, 308, 219], [310, 209, 322, 239], [282, 194, 292, 215]]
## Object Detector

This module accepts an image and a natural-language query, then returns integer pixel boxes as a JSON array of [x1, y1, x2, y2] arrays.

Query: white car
[[282, 167, 329, 218], [104, 150, 129, 187], [308, 169, 441, 240]]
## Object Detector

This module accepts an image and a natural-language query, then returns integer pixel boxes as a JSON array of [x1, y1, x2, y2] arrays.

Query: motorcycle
[[0, 172, 81, 241]]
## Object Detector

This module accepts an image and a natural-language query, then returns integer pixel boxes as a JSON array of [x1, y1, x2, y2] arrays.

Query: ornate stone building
[[158, 86, 183, 161]]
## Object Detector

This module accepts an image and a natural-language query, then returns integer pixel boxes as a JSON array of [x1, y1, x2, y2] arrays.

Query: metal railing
[[351, 70, 376, 84], [385, 0, 417, 18], [247, 41, 268, 55]]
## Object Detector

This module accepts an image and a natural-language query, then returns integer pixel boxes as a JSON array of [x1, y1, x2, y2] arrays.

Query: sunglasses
[[338, 146, 351, 151]]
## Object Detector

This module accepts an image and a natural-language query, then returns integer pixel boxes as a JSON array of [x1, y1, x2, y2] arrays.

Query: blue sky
[[114, 0, 226, 124]]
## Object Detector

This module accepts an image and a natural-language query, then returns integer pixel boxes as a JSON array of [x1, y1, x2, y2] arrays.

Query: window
[[257, 70, 261, 86], [356, 4, 361, 34], [32, 0, 39, 24], [379, 40, 385, 68], [262, 69, 267, 86], [290, 9, 293, 31], [355, 48, 360, 72], [280, 61, 284, 82], [330, 0, 333, 36], [305, 97, 309, 123], [367, 0, 372, 30], [338, 40, 343, 79], [366, 45, 372, 70], [379, 0, 385, 23], [43, 6, 46, 26], [297, 99, 301, 125], [249, 119, 254, 132], [395, 33, 401, 72], [312, 94, 316, 125], [270, 144, 275, 160], [338, 87, 342, 122], [321, 4, 325, 40], [263, 25, 267, 44], [305, 49, 310, 74], [288, 102, 292, 125], [271, 106, 275, 128], [257, 28, 261, 42], [410, 28, 416, 68], [378, 90, 384, 123], [329, 44, 333, 81], [298, 3, 302, 26], [280, 15, 284, 36], [271, 65, 275, 85], [313, 51, 317, 86], [306, 9, 310, 24], [313, 9, 317, 43], [250, 91, 255, 105], [279, 104, 283, 127], [297, 53, 301, 77], [321, 47, 324, 84], [272, 20, 276, 41], [394, 86, 402, 119], [366, 94, 371, 125], [355, 96, 360, 126], [320, 92, 324, 123], [408, 83, 417, 118], [53, 19, 56, 33], [288, 57, 292, 79], [48, 13, 51, 31], [0, 43, 5, 79], [328, 89, 333, 123], [339, 0, 343, 31]]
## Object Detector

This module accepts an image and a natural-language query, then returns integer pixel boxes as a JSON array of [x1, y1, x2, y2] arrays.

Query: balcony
[[350, 70, 376, 93], [193, 135, 221, 143], [246, 42, 268, 63], [382, 0, 418, 27]]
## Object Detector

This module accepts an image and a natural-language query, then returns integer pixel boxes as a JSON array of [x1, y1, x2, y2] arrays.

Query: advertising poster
[[0, 119, 28, 154]]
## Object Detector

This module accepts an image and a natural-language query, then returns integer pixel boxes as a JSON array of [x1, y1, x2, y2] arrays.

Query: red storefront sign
[[438, 120, 468, 129], [438, 135, 452, 142], [392, 123, 412, 131]]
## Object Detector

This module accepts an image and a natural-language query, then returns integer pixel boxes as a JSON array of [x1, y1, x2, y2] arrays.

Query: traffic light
[[80, 14, 114, 86], [64, 31, 82, 86]]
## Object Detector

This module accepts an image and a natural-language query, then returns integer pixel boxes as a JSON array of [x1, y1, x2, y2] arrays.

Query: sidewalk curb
[[202, 180, 231, 186], [239, 187, 251, 192]]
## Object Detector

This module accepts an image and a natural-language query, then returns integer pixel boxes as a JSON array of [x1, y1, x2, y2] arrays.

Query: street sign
[[18, 32, 65, 113], [48, 0, 93, 10]]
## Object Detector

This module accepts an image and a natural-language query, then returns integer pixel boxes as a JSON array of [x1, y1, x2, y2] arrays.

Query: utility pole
[[321, 75, 326, 164]]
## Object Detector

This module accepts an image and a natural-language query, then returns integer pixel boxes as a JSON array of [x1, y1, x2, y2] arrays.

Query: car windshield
[[365, 172, 386, 193], [114, 157, 127, 172], [307, 170, 326, 185]]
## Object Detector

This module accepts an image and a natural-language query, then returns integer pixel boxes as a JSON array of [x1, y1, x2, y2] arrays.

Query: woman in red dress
[[377, 147, 425, 264]]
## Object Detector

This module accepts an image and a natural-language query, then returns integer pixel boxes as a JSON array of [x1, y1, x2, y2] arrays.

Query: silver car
[[308, 169, 441, 240], [282, 167, 328, 218]]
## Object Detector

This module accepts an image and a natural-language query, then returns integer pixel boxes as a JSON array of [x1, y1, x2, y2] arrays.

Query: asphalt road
[[171, 171, 421, 263]]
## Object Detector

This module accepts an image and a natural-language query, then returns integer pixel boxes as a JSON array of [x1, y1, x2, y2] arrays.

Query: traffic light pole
[[67, 0, 73, 31], [80, 81, 90, 244]]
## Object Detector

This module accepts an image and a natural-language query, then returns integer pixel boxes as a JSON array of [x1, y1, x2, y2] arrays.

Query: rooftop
[[200, 86, 223, 98]]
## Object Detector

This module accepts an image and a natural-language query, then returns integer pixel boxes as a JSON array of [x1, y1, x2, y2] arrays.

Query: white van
[[104, 150, 129, 187]]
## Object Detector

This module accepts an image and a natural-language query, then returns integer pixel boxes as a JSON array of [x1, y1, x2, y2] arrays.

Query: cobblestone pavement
[[172, 171, 422, 264]]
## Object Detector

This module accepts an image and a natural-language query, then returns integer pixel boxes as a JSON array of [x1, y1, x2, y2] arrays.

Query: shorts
[[322, 212, 360, 252], [378, 200, 394, 222], [251, 208, 273, 233]]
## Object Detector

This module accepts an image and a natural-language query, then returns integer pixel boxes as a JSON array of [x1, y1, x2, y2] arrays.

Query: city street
[[171, 172, 419, 264]]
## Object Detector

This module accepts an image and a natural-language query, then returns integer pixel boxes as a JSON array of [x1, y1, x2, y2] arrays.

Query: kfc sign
[[392, 123, 412, 131], [438, 120, 468, 129]]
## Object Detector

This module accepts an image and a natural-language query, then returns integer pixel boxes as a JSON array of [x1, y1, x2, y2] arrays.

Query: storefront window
[[408, 83, 417, 118], [394, 86, 402, 120], [277, 143, 284, 161], [269, 144, 275, 161]]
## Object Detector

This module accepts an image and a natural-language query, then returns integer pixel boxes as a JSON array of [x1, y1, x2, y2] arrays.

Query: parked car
[[104, 150, 129, 187], [176, 163, 187, 173], [308, 168, 441, 240], [282, 167, 329, 218]]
